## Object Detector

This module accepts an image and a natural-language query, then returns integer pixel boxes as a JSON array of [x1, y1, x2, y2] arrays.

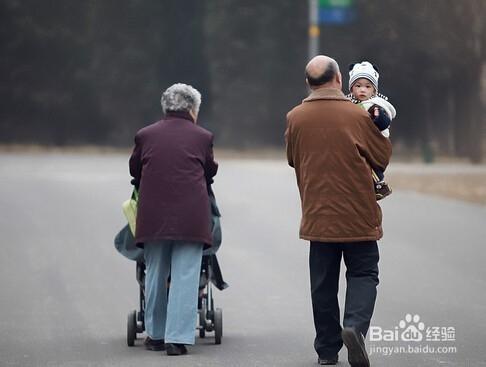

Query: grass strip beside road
[[388, 171, 486, 205]]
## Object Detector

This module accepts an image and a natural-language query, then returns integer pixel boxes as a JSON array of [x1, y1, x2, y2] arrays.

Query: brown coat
[[285, 88, 392, 242]]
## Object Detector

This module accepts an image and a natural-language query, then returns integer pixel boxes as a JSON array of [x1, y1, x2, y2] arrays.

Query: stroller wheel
[[214, 308, 223, 345], [136, 310, 145, 333], [198, 309, 206, 338], [127, 310, 137, 346]]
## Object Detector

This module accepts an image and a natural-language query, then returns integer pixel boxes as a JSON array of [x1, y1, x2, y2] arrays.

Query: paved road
[[0, 152, 485, 367]]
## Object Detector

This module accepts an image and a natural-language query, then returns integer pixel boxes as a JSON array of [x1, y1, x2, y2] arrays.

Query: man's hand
[[373, 106, 380, 118], [368, 105, 391, 131]]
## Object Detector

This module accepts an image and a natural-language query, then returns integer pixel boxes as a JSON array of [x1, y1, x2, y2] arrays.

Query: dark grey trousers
[[309, 241, 379, 358]]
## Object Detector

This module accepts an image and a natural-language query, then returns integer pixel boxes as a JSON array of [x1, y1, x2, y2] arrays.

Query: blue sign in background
[[319, 7, 355, 25]]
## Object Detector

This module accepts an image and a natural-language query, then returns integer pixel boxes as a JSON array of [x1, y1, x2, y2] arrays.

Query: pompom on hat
[[348, 61, 379, 92]]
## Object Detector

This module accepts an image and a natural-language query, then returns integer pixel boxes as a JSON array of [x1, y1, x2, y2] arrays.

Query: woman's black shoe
[[166, 343, 188, 356], [144, 337, 165, 351]]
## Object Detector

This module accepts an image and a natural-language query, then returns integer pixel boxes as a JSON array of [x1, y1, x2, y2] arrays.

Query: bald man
[[285, 56, 392, 366]]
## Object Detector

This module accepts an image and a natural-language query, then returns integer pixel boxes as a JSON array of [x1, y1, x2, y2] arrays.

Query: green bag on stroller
[[122, 189, 138, 235]]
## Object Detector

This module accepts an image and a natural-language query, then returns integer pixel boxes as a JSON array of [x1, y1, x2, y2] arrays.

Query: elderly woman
[[129, 83, 218, 356]]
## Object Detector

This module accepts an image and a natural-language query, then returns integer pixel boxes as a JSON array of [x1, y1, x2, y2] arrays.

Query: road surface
[[0, 152, 485, 366]]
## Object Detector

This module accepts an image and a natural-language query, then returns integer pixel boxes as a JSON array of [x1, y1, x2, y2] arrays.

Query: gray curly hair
[[160, 83, 202, 116]]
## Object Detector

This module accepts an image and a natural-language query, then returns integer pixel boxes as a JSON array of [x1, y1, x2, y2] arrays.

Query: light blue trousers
[[144, 240, 203, 344]]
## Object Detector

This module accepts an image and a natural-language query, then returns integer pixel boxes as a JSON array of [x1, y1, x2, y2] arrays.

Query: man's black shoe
[[342, 327, 370, 367], [144, 337, 165, 351], [166, 343, 188, 356], [317, 354, 338, 365]]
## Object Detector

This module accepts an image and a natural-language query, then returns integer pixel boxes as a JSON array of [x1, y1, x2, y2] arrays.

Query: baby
[[348, 61, 397, 200]]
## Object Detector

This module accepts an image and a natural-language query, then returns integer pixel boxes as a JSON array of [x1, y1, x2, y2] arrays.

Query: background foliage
[[1, 0, 485, 160]]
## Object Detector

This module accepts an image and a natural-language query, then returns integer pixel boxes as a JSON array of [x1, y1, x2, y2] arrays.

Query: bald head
[[305, 55, 341, 89]]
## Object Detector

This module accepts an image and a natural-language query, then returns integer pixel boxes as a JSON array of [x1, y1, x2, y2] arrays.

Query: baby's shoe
[[375, 181, 392, 200]]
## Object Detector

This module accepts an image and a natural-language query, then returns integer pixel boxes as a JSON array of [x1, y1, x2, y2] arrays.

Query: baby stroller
[[126, 251, 228, 346], [115, 193, 227, 346]]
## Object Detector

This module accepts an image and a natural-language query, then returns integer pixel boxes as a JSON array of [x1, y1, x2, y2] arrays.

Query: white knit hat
[[349, 61, 379, 92]]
